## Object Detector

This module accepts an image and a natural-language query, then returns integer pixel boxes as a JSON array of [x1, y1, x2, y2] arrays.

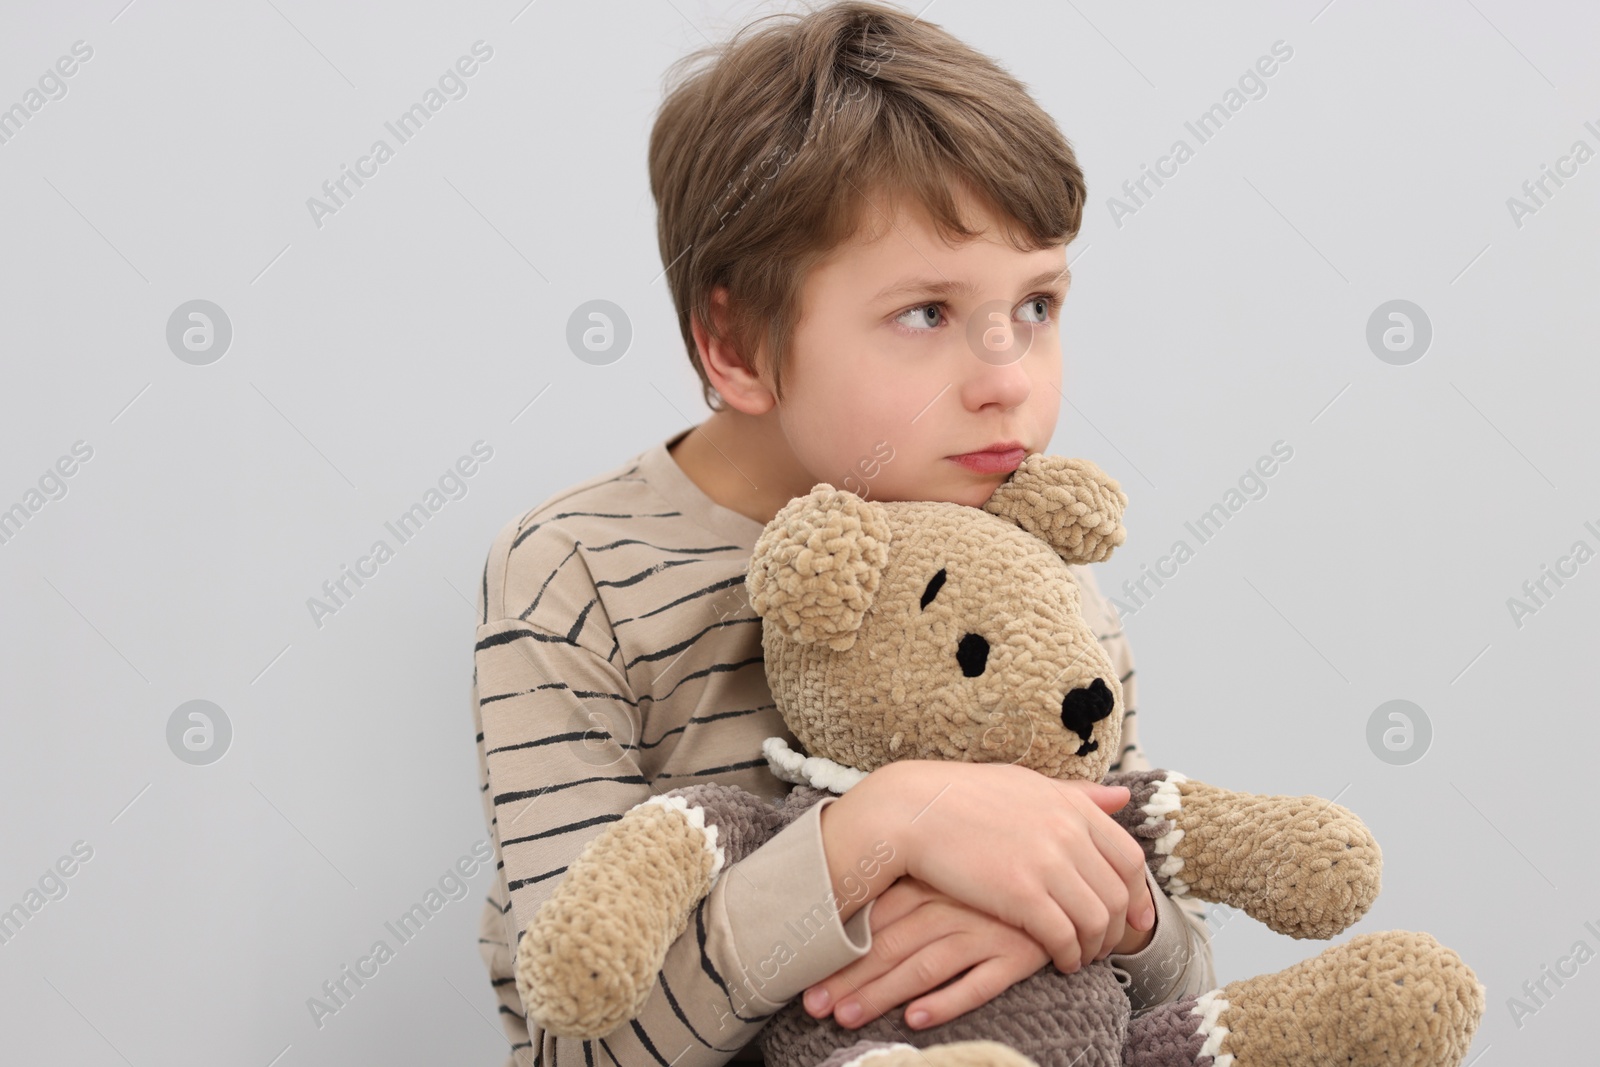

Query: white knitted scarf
[[761, 736, 869, 795]]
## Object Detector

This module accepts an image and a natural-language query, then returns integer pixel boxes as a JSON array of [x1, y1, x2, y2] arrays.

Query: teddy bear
[[514, 453, 1487, 1067]]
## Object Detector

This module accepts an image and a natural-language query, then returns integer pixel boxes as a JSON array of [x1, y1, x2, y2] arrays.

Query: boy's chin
[[951, 483, 1006, 507], [883, 477, 1002, 509]]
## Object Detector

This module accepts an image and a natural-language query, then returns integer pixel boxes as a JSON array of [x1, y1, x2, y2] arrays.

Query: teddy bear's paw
[[1127, 930, 1486, 1067], [513, 798, 725, 1037], [1155, 778, 1382, 939], [817, 1039, 1040, 1067], [514, 915, 643, 1039]]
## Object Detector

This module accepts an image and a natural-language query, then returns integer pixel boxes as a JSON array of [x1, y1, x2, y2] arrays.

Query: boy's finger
[[1044, 867, 1102, 969], [1085, 783, 1131, 812], [1085, 807, 1146, 881], [1069, 852, 1125, 963], [1019, 897, 1082, 975], [903, 955, 1030, 1030], [1084, 814, 1153, 932], [832, 942, 972, 1029]]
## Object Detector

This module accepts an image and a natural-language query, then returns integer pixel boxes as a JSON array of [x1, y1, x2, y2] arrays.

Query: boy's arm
[[476, 615, 875, 1066], [1072, 566, 1220, 1011]]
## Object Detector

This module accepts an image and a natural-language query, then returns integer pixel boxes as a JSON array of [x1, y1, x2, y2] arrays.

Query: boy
[[469, 4, 1215, 1066]]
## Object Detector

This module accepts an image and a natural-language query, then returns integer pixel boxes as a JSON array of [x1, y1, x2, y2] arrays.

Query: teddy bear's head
[[745, 455, 1130, 787]]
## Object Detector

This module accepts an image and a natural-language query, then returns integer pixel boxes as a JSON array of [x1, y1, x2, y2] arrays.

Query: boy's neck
[[667, 409, 817, 528]]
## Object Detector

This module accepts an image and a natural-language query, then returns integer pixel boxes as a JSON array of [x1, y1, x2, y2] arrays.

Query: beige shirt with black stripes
[[471, 428, 1217, 1067]]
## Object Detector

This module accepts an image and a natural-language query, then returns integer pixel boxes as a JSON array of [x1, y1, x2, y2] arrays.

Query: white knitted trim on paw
[[1189, 988, 1234, 1067], [638, 794, 725, 885], [838, 1043, 919, 1067], [762, 736, 869, 795], [1142, 771, 1189, 897]]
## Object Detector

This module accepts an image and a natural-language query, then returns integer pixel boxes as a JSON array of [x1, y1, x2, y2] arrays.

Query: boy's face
[[773, 185, 1070, 508]]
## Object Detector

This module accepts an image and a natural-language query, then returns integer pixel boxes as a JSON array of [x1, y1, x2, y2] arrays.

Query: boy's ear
[[982, 454, 1127, 565], [692, 286, 773, 414], [745, 484, 892, 651]]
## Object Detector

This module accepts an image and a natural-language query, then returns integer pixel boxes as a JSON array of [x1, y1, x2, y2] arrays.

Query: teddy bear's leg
[[815, 1039, 1042, 1067], [1121, 930, 1485, 1067], [515, 782, 783, 1038], [1102, 769, 1381, 939]]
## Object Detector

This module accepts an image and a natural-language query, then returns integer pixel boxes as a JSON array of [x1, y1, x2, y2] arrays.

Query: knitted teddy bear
[[515, 454, 1486, 1067]]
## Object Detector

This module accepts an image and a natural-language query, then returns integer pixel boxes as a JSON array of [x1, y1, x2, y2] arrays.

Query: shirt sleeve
[[1071, 566, 1220, 1010], [475, 613, 876, 1067], [1104, 864, 1219, 1012]]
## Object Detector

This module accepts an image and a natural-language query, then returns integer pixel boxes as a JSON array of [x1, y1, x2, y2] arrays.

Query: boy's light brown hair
[[649, 0, 1088, 412]]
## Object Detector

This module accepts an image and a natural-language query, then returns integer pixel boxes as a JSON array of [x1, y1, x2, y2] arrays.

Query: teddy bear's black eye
[[920, 568, 947, 609], [957, 632, 989, 676]]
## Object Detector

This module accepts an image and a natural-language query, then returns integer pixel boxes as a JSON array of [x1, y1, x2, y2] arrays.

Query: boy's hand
[[803, 874, 1051, 1030], [802, 867, 1154, 1031], [858, 761, 1156, 975]]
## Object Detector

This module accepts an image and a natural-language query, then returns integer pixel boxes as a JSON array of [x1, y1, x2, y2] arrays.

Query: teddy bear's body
[[514, 455, 1487, 1067]]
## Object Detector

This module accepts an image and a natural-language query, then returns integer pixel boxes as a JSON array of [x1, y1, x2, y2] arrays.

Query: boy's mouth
[[948, 444, 1026, 474]]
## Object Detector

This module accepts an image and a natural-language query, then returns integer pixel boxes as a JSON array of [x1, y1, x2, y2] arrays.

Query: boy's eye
[[1018, 295, 1056, 324], [895, 303, 945, 331]]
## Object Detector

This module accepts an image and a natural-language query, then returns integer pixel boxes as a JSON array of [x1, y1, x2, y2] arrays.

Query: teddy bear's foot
[[817, 1039, 1040, 1067], [1123, 930, 1485, 1067]]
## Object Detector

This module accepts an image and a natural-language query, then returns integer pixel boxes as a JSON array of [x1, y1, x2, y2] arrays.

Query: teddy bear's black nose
[[1060, 678, 1113, 755]]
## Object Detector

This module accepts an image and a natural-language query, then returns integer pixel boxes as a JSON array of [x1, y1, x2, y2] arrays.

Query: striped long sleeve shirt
[[470, 428, 1217, 1067]]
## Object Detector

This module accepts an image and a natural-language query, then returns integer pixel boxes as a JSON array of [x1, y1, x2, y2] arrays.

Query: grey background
[[1, 0, 1594, 1062]]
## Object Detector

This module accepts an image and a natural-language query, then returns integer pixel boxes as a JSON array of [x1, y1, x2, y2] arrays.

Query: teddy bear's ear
[[982, 454, 1128, 565], [744, 484, 892, 652]]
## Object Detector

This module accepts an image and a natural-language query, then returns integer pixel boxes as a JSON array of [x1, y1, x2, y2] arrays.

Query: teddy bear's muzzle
[[1060, 677, 1114, 756]]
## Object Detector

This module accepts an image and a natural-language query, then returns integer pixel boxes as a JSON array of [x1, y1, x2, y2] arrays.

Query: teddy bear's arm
[[1102, 769, 1381, 939], [514, 782, 787, 1038]]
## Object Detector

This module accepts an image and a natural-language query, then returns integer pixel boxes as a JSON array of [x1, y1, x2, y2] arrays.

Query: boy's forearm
[[818, 765, 909, 923]]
